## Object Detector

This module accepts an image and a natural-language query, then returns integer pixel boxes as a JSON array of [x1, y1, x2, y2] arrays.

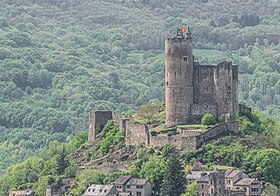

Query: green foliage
[[182, 181, 197, 196], [136, 102, 162, 124], [0, 132, 87, 195], [201, 113, 217, 126], [244, 149, 280, 187], [160, 154, 186, 196], [100, 123, 125, 155]]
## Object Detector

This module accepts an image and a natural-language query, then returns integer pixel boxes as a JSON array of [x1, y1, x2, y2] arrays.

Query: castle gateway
[[165, 28, 238, 127]]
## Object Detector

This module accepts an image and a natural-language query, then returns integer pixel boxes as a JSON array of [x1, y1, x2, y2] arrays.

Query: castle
[[165, 28, 238, 127], [88, 29, 239, 150]]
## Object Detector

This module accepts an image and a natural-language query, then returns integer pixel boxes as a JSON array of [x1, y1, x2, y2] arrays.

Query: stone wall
[[125, 121, 238, 150], [191, 103, 217, 122], [126, 121, 150, 146], [149, 136, 197, 150], [196, 121, 238, 147], [88, 111, 113, 143]]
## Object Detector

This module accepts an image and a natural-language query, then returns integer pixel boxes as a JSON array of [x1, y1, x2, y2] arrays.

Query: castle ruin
[[88, 29, 239, 150], [165, 28, 238, 127]]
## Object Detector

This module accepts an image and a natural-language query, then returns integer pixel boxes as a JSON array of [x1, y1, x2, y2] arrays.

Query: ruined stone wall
[[125, 121, 238, 150], [191, 103, 217, 122], [126, 121, 150, 146], [196, 121, 238, 147], [232, 64, 239, 115], [178, 129, 202, 137], [214, 61, 234, 117], [191, 61, 238, 122], [193, 65, 216, 104], [88, 111, 113, 143], [149, 136, 197, 150]]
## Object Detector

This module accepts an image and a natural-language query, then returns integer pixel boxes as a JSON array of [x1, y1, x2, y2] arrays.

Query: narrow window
[[183, 56, 188, 62]]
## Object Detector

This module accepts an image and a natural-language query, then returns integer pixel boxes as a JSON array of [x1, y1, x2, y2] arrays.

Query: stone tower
[[165, 28, 194, 127]]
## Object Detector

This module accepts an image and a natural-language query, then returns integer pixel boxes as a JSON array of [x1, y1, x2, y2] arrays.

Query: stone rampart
[[196, 121, 238, 147], [126, 121, 150, 146], [88, 111, 113, 143], [150, 136, 197, 150], [125, 121, 238, 150]]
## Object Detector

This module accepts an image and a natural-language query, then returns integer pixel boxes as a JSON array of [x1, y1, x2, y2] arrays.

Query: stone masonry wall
[[149, 136, 197, 150], [191, 103, 217, 122], [126, 121, 150, 146], [125, 121, 238, 150], [88, 111, 113, 143], [196, 121, 238, 147]]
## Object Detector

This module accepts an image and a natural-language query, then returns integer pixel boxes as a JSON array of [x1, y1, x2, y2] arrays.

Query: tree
[[56, 145, 68, 175], [182, 181, 197, 196], [201, 113, 217, 126], [160, 154, 186, 196], [136, 103, 161, 124], [140, 155, 167, 195]]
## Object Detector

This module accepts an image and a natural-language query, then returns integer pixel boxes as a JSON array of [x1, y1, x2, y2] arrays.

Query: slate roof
[[197, 175, 209, 182], [112, 176, 132, 185], [235, 178, 256, 186], [83, 184, 116, 196], [225, 169, 240, 178], [127, 178, 149, 186], [186, 171, 210, 180]]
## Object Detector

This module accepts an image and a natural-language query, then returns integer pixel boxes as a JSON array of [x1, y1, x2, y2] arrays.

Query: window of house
[[137, 192, 141, 196], [183, 56, 188, 62], [211, 179, 213, 185], [252, 188, 258, 192], [202, 193, 204, 196], [219, 188, 222, 193], [136, 185, 143, 189], [211, 188, 214, 194], [219, 180, 222, 185], [202, 184, 204, 189], [127, 185, 130, 189]]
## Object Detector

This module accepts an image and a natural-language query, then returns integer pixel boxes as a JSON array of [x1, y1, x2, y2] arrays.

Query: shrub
[[201, 113, 217, 126], [150, 130, 157, 136]]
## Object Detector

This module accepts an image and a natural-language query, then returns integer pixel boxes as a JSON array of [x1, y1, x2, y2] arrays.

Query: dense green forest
[[0, 0, 280, 194]]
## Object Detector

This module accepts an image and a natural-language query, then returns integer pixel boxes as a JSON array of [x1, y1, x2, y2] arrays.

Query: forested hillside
[[0, 0, 279, 178]]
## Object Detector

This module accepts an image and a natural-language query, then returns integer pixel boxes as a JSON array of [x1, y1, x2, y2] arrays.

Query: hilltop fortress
[[88, 29, 240, 150], [165, 28, 238, 127]]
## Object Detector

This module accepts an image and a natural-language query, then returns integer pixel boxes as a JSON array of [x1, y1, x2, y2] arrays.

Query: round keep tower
[[165, 28, 194, 127]]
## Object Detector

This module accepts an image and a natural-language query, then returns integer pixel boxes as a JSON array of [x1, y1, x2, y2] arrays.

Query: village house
[[196, 169, 226, 196], [46, 178, 73, 196], [83, 184, 118, 196], [225, 169, 249, 191], [186, 168, 263, 196], [111, 176, 152, 196], [234, 178, 262, 196], [225, 169, 262, 196]]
